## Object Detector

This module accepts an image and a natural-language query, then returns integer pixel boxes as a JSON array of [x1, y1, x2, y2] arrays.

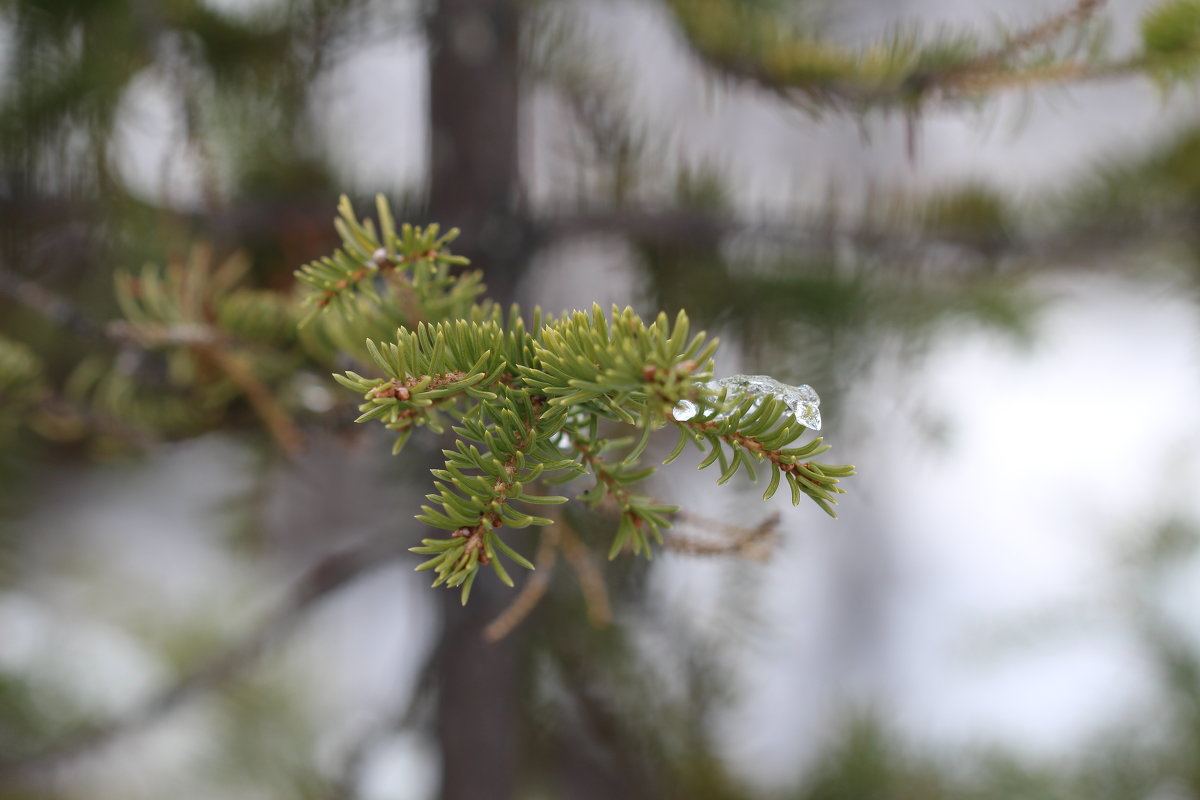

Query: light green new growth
[[301, 197, 855, 604]]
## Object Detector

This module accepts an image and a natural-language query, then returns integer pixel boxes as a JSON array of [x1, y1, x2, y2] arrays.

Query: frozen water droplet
[[672, 399, 699, 421], [683, 374, 822, 430], [781, 384, 821, 431]]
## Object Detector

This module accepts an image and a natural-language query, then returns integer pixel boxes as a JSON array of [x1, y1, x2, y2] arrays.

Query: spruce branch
[[566, 427, 678, 560], [295, 195, 476, 326], [667, 391, 851, 516], [304, 197, 856, 606], [411, 391, 575, 604]]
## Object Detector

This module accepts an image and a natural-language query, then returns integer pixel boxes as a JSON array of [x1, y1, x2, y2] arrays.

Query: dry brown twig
[[482, 508, 780, 642], [192, 345, 306, 457], [558, 527, 612, 629], [961, 0, 1105, 75], [664, 511, 781, 561], [483, 526, 561, 642]]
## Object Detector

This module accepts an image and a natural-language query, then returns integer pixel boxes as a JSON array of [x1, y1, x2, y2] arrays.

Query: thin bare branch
[[483, 526, 561, 642], [0, 535, 407, 784], [0, 267, 108, 338], [956, 0, 1105, 75], [558, 527, 612, 629], [665, 511, 780, 561], [194, 345, 306, 457]]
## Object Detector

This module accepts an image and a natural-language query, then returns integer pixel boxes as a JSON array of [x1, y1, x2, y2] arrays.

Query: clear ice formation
[[672, 399, 699, 422], [671, 374, 822, 431]]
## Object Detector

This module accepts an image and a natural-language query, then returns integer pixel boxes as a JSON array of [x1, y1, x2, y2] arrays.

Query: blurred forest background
[[6, 0, 1200, 798]]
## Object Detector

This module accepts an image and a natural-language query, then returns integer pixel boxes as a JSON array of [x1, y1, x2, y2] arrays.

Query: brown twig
[[941, 58, 1141, 96], [665, 511, 780, 561], [193, 345, 306, 457], [558, 527, 612, 629], [958, 0, 1105, 76], [483, 526, 560, 642]]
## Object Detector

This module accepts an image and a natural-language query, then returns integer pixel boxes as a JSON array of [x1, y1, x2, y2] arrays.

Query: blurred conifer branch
[[664, 0, 1200, 110]]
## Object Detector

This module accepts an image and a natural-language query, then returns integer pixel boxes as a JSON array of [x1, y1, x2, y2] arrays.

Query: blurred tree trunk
[[426, 3, 679, 798], [427, 1, 524, 798], [428, 0, 527, 309]]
